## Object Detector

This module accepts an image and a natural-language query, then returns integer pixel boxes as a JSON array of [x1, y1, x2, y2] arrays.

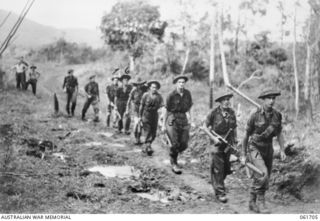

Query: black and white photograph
[[0, 0, 319, 218]]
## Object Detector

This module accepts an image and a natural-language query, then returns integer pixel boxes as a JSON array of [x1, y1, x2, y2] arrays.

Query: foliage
[[32, 38, 106, 64], [100, 1, 167, 59]]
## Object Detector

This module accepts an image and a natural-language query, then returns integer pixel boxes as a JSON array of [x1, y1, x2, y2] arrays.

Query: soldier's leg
[[82, 98, 92, 120], [71, 91, 77, 116], [91, 99, 100, 122], [16, 73, 21, 89], [210, 151, 228, 202], [166, 118, 181, 173], [117, 102, 125, 132], [123, 114, 131, 134], [32, 81, 37, 95], [142, 121, 152, 154], [66, 92, 72, 115], [133, 115, 142, 144], [106, 104, 112, 127], [21, 72, 27, 90], [249, 148, 269, 213], [177, 124, 190, 153]]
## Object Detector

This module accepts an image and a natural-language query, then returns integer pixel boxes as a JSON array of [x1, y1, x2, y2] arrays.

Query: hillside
[[0, 9, 103, 48]]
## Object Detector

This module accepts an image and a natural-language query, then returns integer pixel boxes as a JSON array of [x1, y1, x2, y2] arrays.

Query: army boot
[[248, 193, 259, 213], [257, 193, 270, 214], [216, 194, 228, 203], [145, 144, 154, 156], [170, 155, 182, 174]]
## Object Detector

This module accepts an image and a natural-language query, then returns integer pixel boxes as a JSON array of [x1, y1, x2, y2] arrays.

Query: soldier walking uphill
[[106, 71, 120, 127], [82, 75, 100, 122], [12, 56, 28, 90], [139, 80, 163, 156], [241, 89, 286, 214], [114, 74, 133, 134], [62, 69, 78, 117], [26, 65, 40, 95], [126, 77, 148, 145], [161, 75, 193, 174], [203, 91, 237, 203]]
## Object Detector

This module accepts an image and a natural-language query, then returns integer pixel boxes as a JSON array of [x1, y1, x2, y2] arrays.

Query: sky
[[0, 0, 310, 41]]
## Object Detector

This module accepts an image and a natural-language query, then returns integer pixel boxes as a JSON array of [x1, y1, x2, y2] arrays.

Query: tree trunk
[[304, 14, 313, 122], [293, 4, 300, 120], [129, 55, 135, 73], [209, 8, 216, 109], [234, 12, 240, 55], [181, 48, 190, 75]]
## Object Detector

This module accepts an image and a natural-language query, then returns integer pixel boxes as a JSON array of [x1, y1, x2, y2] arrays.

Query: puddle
[[137, 192, 169, 204], [163, 159, 186, 165], [98, 132, 113, 138], [84, 142, 103, 146], [88, 166, 140, 179], [52, 152, 67, 162], [110, 143, 125, 148], [122, 149, 141, 153]]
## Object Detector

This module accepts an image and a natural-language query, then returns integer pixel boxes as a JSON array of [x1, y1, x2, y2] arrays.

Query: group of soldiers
[[12, 56, 41, 95], [12, 60, 286, 213]]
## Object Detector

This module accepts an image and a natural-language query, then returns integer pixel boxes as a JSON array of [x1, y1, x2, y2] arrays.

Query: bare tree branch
[[237, 69, 262, 89], [0, 11, 11, 29]]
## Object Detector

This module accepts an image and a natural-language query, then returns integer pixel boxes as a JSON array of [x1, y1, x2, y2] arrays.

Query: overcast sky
[[1, 0, 309, 41]]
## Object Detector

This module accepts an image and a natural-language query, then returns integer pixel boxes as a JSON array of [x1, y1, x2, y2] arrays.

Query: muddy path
[[1, 70, 319, 214]]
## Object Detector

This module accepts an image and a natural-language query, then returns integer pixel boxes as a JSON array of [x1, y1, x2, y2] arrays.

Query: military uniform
[[244, 89, 283, 213], [129, 84, 149, 143], [106, 83, 119, 127], [205, 105, 237, 199], [139, 87, 163, 154], [165, 88, 192, 166], [26, 67, 40, 95], [82, 80, 100, 121], [62, 73, 78, 116], [13, 61, 28, 90], [115, 84, 133, 132], [246, 108, 282, 195]]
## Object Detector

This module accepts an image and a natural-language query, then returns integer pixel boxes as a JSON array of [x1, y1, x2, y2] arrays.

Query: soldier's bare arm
[[277, 132, 286, 161]]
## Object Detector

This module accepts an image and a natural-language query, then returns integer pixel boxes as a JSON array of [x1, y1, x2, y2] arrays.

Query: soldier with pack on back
[[62, 69, 78, 117], [126, 77, 148, 145], [203, 91, 237, 203], [106, 69, 120, 127], [82, 75, 100, 122], [242, 89, 286, 214]]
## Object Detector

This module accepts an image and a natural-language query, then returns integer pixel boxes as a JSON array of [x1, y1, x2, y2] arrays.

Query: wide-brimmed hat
[[120, 74, 131, 81], [132, 77, 146, 86], [89, 74, 96, 80], [148, 80, 161, 89], [173, 75, 188, 84], [30, 65, 37, 69], [111, 75, 120, 81], [215, 91, 233, 102], [68, 69, 74, 74], [258, 89, 281, 99]]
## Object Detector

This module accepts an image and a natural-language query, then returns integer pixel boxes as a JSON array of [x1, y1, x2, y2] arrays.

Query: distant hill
[[0, 9, 103, 48]]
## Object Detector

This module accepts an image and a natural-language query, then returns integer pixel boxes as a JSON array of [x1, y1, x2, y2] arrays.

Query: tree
[[100, 1, 167, 72]]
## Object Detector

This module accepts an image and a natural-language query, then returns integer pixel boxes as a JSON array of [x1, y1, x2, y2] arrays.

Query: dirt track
[[0, 68, 319, 213]]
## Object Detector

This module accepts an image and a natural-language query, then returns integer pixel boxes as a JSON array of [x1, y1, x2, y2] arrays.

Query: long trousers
[[210, 149, 232, 196], [16, 72, 26, 89], [165, 114, 190, 164], [82, 96, 99, 119], [142, 114, 158, 145], [249, 144, 273, 195], [26, 79, 37, 95], [116, 101, 131, 132], [66, 90, 77, 115]]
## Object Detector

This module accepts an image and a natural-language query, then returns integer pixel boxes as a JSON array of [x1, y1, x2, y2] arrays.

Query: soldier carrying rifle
[[241, 89, 286, 213], [203, 91, 237, 203], [106, 69, 120, 127]]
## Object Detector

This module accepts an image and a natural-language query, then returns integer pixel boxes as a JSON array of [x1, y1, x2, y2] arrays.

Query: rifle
[[201, 126, 264, 177]]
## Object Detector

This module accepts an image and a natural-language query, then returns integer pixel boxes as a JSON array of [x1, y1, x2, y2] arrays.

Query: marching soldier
[[161, 75, 193, 174], [82, 75, 100, 122], [114, 73, 133, 134], [106, 70, 120, 127], [62, 69, 78, 117], [12, 56, 28, 90], [126, 77, 148, 145], [242, 89, 286, 213], [139, 80, 163, 155], [203, 91, 237, 203], [26, 65, 41, 95]]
